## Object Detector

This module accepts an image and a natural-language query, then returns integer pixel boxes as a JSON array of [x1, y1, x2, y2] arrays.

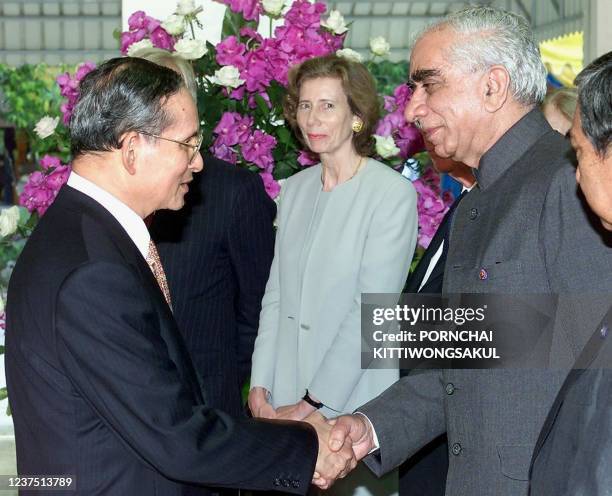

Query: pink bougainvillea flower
[[57, 61, 96, 124], [297, 150, 319, 167], [284, 0, 326, 30], [396, 124, 424, 159], [149, 26, 175, 51], [217, 0, 262, 22], [210, 141, 238, 164], [213, 112, 253, 146], [215, 36, 247, 69], [39, 155, 62, 170], [19, 157, 71, 216], [411, 167, 453, 249], [241, 130, 277, 170], [239, 27, 263, 44], [128, 10, 147, 30], [45, 165, 71, 190], [259, 171, 281, 199]]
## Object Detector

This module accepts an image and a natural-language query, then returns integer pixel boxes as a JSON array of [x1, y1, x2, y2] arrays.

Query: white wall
[[122, 0, 231, 45]]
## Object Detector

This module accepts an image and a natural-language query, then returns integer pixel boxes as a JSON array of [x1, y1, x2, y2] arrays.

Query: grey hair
[[70, 57, 184, 157], [416, 6, 547, 106], [575, 51, 612, 156], [131, 46, 198, 103]]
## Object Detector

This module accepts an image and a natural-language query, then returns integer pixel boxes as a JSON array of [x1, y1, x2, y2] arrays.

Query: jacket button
[[469, 208, 479, 220], [451, 442, 462, 455], [601, 324, 608, 338], [300, 323, 310, 330], [478, 268, 488, 280], [445, 383, 455, 395]]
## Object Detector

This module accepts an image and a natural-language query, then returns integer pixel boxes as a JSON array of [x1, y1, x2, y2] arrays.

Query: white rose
[[262, 0, 286, 16], [370, 36, 391, 57], [34, 115, 59, 139], [207, 66, 244, 89], [336, 48, 363, 63], [161, 14, 185, 36], [0, 206, 20, 238], [174, 39, 207, 60], [0, 292, 4, 314], [177, 0, 197, 15], [127, 39, 154, 56], [321, 10, 348, 35], [374, 135, 400, 159]]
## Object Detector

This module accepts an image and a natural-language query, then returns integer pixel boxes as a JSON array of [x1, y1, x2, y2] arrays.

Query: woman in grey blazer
[[249, 54, 418, 494]]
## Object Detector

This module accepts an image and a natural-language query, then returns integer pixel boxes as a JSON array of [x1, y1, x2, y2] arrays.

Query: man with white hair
[[320, 6, 612, 496]]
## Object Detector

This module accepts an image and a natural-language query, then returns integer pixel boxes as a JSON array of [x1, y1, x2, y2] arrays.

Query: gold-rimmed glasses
[[140, 131, 203, 164]]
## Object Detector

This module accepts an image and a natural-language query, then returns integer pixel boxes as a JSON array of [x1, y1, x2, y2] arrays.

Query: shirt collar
[[474, 108, 552, 190], [67, 171, 150, 259]]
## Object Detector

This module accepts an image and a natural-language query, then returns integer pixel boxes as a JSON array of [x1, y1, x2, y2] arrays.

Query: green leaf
[[276, 127, 292, 146], [221, 8, 247, 38], [254, 94, 269, 116], [0, 388, 7, 401]]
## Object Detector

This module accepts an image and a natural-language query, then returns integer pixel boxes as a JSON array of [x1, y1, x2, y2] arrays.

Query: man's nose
[[190, 152, 204, 173], [404, 87, 427, 124]]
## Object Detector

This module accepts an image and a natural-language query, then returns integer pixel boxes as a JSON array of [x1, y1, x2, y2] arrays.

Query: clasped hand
[[248, 388, 376, 489]]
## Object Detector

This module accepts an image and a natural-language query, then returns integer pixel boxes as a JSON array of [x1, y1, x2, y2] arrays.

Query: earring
[[352, 121, 363, 133]]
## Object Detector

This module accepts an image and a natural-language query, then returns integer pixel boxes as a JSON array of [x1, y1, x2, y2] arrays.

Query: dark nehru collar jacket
[[6, 184, 316, 496], [360, 109, 612, 496]]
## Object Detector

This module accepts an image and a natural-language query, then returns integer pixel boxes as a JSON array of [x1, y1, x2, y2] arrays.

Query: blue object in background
[[441, 173, 462, 199]]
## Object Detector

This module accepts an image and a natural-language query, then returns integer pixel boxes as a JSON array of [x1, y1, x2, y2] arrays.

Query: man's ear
[[483, 65, 510, 112], [120, 132, 140, 175]]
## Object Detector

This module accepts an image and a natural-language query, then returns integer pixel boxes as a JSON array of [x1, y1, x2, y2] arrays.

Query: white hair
[[417, 6, 547, 106]]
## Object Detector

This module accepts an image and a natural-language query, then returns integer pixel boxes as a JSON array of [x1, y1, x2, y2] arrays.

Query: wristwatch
[[302, 389, 324, 409]]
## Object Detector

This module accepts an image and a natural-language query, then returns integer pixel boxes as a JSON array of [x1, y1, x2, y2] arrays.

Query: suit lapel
[[56, 186, 206, 404]]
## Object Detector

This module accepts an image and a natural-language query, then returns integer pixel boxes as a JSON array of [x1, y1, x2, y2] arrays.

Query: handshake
[[249, 387, 377, 490]]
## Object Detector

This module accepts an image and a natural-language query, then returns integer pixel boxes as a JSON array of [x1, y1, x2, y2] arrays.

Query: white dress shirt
[[67, 171, 150, 260]]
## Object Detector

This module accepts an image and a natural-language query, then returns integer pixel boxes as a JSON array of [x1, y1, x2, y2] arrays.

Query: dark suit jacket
[[529, 305, 612, 496], [361, 110, 612, 496], [5, 185, 317, 496], [152, 155, 276, 417]]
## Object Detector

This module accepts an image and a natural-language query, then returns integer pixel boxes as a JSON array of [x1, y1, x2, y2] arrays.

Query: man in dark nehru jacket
[[325, 7, 612, 496]]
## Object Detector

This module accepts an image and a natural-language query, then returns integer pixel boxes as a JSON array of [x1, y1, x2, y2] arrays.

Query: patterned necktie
[[146, 239, 173, 309]]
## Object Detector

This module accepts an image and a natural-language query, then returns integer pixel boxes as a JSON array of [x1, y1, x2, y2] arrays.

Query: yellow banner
[[540, 32, 583, 87]]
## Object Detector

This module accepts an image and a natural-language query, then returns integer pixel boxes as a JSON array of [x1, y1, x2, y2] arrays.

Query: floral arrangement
[[11, 0, 452, 265]]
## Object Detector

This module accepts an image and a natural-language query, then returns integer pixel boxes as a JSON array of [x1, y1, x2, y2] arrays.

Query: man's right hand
[[304, 412, 357, 490], [327, 414, 375, 461], [248, 387, 277, 419]]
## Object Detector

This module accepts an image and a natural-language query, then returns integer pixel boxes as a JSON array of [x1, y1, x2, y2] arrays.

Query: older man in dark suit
[[529, 50, 612, 496], [5, 57, 355, 495], [324, 7, 612, 496]]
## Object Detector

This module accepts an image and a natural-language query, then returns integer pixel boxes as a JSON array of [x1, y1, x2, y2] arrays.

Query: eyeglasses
[[140, 131, 203, 164]]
